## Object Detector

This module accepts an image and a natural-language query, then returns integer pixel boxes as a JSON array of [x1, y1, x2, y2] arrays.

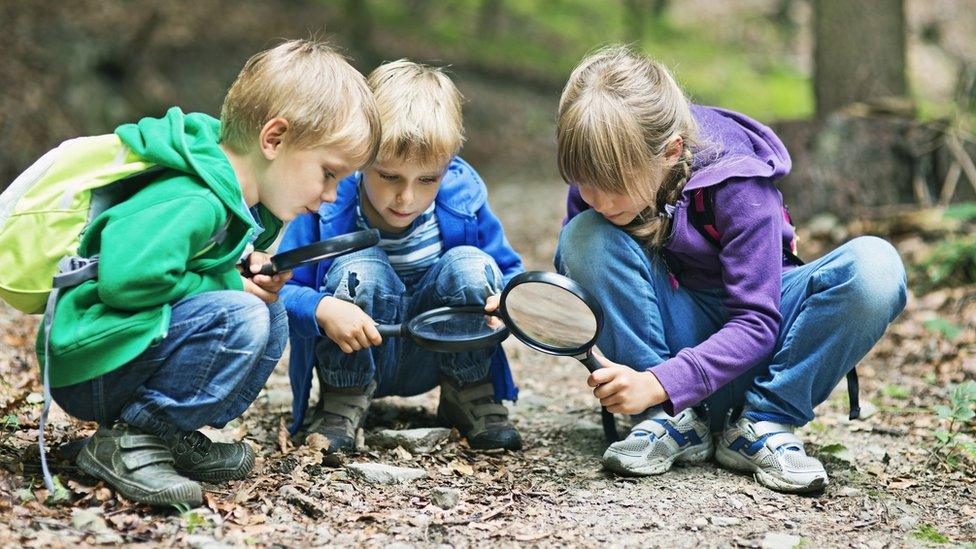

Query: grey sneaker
[[299, 380, 376, 453], [167, 431, 255, 483], [603, 407, 713, 475], [715, 414, 828, 493], [438, 377, 522, 451], [77, 423, 202, 507]]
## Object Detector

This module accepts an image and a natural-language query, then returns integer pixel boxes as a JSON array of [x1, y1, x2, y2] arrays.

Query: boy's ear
[[258, 117, 290, 160]]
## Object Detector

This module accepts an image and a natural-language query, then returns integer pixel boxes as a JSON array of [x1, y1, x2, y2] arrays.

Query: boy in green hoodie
[[37, 39, 380, 507]]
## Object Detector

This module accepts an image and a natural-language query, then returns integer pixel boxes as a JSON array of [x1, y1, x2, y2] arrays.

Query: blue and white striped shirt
[[356, 201, 443, 286]]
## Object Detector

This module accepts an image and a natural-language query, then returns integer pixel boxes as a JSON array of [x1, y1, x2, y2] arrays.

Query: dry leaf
[[278, 416, 292, 454]]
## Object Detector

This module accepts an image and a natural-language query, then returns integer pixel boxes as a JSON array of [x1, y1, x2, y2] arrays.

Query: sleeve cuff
[[281, 285, 328, 338], [650, 351, 710, 415]]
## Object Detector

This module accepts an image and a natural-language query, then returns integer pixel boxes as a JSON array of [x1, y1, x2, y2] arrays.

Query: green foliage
[[929, 381, 976, 473], [915, 214, 976, 291], [360, 0, 813, 120], [912, 524, 950, 543], [923, 318, 963, 341], [881, 384, 912, 400], [44, 475, 71, 506], [173, 502, 210, 534]]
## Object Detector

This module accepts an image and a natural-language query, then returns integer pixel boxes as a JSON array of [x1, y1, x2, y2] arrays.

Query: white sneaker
[[602, 408, 713, 476], [715, 414, 828, 493]]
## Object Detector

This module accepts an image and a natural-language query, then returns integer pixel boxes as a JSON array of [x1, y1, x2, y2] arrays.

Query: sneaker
[[76, 423, 202, 507], [602, 407, 713, 476], [438, 377, 522, 451], [299, 380, 377, 453], [167, 431, 255, 483], [715, 414, 828, 493]]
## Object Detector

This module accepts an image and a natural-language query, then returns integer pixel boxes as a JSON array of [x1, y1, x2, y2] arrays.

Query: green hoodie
[[38, 107, 283, 388]]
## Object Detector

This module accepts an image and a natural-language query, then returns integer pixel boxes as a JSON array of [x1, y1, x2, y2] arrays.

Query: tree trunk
[[813, 0, 908, 116]]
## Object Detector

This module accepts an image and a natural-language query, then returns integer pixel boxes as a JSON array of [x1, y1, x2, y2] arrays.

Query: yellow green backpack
[[0, 134, 227, 494]]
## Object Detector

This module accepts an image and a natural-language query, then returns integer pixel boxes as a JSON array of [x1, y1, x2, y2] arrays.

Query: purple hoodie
[[565, 105, 795, 414]]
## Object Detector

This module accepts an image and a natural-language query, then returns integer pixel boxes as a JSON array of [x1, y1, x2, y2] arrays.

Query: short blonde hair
[[220, 39, 381, 170], [367, 59, 464, 164], [557, 45, 700, 247]]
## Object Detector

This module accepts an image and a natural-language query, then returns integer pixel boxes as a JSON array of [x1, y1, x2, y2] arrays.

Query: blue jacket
[[280, 156, 523, 433]]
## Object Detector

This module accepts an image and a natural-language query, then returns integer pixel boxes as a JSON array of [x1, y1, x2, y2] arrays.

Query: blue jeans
[[556, 210, 908, 430], [314, 246, 502, 397], [52, 291, 288, 439]]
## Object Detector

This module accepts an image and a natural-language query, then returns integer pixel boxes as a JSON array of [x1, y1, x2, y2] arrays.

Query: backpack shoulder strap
[[688, 187, 722, 248]]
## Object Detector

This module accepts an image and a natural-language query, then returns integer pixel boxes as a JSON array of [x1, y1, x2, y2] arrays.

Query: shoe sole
[[178, 444, 256, 483], [77, 448, 202, 507], [603, 439, 714, 476], [715, 443, 828, 493]]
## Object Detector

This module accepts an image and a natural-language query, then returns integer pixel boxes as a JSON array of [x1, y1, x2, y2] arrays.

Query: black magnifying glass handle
[[376, 324, 404, 337], [239, 254, 278, 279], [575, 350, 622, 442]]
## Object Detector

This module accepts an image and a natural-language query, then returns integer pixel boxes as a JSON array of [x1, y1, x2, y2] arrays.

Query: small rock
[[345, 462, 427, 485], [710, 516, 741, 527], [692, 517, 709, 529], [263, 388, 293, 409], [184, 534, 233, 549], [837, 486, 862, 497], [368, 428, 452, 454], [761, 532, 802, 549], [517, 392, 551, 409], [71, 508, 107, 532], [895, 515, 919, 531], [807, 213, 841, 240], [431, 487, 460, 509], [26, 392, 44, 404], [858, 400, 878, 419], [728, 496, 744, 510]]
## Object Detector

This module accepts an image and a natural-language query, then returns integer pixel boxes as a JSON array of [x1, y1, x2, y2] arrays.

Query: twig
[[946, 133, 976, 195], [939, 162, 962, 206]]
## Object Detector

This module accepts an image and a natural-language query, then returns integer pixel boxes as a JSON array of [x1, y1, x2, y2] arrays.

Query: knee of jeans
[[210, 291, 271, 351], [838, 236, 908, 319], [557, 209, 641, 281], [326, 248, 403, 306], [435, 246, 502, 303]]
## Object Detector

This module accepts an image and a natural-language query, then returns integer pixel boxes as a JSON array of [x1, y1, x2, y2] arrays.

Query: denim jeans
[[52, 291, 288, 439], [314, 245, 502, 397], [556, 210, 908, 430]]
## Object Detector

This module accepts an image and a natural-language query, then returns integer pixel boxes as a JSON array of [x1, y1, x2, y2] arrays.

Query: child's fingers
[[587, 368, 615, 387], [592, 379, 621, 400], [352, 329, 372, 350], [364, 324, 383, 346], [599, 393, 625, 409], [484, 294, 501, 313]]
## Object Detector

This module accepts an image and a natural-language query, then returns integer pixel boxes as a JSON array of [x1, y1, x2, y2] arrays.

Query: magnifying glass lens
[[503, 282, 598, 352], [410, 310, 502, 342]]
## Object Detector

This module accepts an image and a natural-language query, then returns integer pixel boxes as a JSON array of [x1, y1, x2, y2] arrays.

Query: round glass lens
[[503, 282, 597, 351], [409, 310, 504, 342]]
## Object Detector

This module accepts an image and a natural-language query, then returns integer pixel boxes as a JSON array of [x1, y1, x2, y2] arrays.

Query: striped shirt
[[356, 201, 443, 286]]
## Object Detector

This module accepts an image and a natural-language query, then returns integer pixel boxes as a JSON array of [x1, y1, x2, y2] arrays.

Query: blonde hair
[[220, 39, 381, 170], [557, 45, 700, 248], [367, 59, 464, 165]]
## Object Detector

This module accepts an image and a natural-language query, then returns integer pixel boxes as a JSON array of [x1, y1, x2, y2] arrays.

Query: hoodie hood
[[684, 105, 792, 191], [114, 107, 256, 229]]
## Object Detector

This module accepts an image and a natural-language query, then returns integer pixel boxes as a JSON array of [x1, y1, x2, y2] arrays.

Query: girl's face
[[577, 185, 648, 226]]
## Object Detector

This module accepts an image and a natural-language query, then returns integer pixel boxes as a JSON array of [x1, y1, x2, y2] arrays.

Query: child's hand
[[484, 293, 503, 329], [239, 252, 293, 304], [587, 356, 668, 414], [316, 296, 383, 353]]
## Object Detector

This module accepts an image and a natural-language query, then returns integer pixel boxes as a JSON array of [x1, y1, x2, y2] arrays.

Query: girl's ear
[[258, 117, 290, 160], [664, 136, 684, 165]]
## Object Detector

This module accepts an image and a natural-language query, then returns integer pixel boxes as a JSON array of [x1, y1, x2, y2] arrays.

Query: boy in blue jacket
[[280, 60, 524, 452]]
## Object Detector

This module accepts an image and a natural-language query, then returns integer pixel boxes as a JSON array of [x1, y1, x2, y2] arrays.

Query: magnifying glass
[[497, 271, 621, 443], [375, 305, 509, 352], [242, 229, 381, 278], [375, 270, 622, 442]]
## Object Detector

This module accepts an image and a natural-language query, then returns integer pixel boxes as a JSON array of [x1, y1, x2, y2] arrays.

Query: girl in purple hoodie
[[555, 46, 907, 493]]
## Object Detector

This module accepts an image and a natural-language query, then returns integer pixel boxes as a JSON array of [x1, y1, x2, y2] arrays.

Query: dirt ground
[[1, 179, 975, 547]]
